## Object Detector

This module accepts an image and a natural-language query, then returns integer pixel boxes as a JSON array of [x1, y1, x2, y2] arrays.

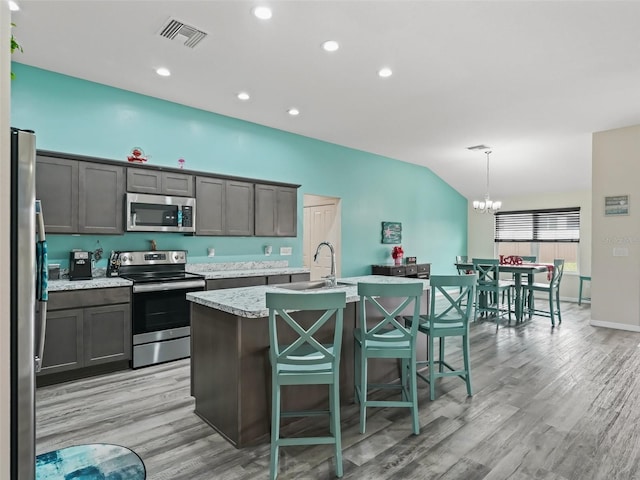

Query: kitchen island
[[186, 275, 429, 448]]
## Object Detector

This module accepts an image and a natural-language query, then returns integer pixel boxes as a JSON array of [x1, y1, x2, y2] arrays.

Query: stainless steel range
[[116, 250, 205, 369]]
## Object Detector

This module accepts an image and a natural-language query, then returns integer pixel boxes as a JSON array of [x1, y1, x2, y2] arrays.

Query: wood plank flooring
[[36, 302, 640, 480]]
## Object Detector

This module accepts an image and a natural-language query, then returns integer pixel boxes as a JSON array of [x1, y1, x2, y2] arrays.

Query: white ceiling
[[10, 1, 640, 200]]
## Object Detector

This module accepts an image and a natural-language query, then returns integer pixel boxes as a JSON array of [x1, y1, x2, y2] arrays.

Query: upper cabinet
[[255, 184, 297, 237], [127, 168, 194, 197], [36, 154, 124, 235], [195, 177, 254, 236]]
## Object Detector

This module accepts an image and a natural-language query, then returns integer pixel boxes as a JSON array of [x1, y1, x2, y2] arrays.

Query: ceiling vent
[[159, 18, 208, 48], [467, 144, 491, 151]]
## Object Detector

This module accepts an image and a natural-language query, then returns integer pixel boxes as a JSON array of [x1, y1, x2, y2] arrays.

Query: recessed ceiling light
[[156, 67, 171, 77], [253, 6, 272, 20], [237, 92, 250, 101], [287, 108, 300, 116], [378, 67, 393, 78], [322, 40, 340, 52], [9, 1, 20, 11]]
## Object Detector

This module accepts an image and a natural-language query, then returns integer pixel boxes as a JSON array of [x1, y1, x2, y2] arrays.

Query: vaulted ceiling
[[10, 1, 640, 199]]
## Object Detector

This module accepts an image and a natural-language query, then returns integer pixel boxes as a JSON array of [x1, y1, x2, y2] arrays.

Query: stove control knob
[[121, 255, 129, 263]]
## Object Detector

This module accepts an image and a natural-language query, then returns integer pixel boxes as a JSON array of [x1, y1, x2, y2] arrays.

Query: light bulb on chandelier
[[472, 149, 502, 214]]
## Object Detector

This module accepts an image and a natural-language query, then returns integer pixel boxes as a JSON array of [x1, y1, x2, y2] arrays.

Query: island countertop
[[186, 275, 429, 319]]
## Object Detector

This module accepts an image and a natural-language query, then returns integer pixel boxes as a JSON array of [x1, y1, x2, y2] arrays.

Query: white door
[[303, 195, 340, 281]]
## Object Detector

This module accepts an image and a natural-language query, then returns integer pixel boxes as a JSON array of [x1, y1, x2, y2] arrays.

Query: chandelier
[[472, 149, 502, 214]]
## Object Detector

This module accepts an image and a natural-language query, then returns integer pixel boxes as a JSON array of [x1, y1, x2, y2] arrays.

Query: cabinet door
[[225, 180, 254, 236], [83, 304, 131, 366], [196, 176, 225, 235], [290, 273, 311, 283], [35, 156, 78, 233], [162, 172, 194, 197], [39, 309, 83, 374], [79, 163, 124, 234], [254, 184, 277, 236], [266, 274, 290, 285], [206, 276, 266, 290], [127, 168, 162, 194], [276, 187, 298, 237]]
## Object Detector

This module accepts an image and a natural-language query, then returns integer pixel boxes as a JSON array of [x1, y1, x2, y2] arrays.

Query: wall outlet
[[280, 247, 292, 256], [207, 248, 215, 257], [613, 247, 629, 257]]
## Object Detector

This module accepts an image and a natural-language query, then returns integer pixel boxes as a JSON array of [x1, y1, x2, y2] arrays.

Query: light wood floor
[[36, 302, 640, 480]]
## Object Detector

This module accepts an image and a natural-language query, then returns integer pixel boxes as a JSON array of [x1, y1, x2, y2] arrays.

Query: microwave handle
[[131, 212, 136, 228]]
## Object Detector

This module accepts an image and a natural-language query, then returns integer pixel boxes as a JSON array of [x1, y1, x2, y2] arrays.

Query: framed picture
[[381, 221, 402, 244], [605, 195, 630, 216]]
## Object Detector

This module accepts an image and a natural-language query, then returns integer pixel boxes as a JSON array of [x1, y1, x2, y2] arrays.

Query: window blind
[[495, 207, 580, 243]]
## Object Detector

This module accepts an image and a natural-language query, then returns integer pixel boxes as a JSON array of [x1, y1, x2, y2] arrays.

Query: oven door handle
[[133, 280, 205, 293]]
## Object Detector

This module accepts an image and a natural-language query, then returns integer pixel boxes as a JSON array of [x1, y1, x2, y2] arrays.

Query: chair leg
[[269, 376, 281, 480], [438, 337, 444, 373], [428, 334, 436, 401], [330, 378, 343, 477], [549, 291, 555, 327], [578, 278, 584, 306], [353, 341, 360, 404], [359, 353, 368, 434], [410, 351, 419, 435], [556, 288, 562, 324], [463, 334, 472, 396], [401, 357, 408, 402]]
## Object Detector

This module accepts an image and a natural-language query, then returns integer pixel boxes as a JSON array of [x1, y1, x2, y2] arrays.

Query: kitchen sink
[[275, 280, 352, 291]]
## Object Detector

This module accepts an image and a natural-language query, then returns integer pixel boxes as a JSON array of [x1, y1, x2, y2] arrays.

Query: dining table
[[455, 261, 553, 323]]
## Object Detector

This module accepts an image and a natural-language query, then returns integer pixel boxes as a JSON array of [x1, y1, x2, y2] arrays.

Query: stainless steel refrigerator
[[10, 128, 47, 480]]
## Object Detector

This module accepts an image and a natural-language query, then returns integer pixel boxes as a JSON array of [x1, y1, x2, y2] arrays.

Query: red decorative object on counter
[[392, 245, 404, 265], [127, 147, 148, 163]]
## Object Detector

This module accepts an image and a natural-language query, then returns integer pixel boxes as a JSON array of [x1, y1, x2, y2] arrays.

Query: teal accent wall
[[11, 63, 467, 275]]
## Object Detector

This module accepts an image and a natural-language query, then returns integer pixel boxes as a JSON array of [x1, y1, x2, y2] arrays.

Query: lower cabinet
[[39, 288, 131, 380], [206, 273, 310, 290]]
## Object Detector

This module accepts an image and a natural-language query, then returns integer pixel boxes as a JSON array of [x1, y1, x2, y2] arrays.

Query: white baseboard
[[590, 320, 640, 333]]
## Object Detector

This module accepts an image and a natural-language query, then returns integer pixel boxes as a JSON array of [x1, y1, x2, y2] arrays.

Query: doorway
[[303, 194, 341, 281]]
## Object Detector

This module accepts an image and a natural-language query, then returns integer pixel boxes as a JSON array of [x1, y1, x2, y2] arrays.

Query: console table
[[371, 263, 430, 279]]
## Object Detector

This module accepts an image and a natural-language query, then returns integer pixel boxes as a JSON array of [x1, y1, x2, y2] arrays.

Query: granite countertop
[[48, 262, 310, 292], [48, 276, 133, 292], [186, 275, 429, 319], [187, 266, 309, 280]]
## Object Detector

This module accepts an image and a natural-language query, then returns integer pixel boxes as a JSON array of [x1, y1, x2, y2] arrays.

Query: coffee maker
[[69, 250, 93, 280]]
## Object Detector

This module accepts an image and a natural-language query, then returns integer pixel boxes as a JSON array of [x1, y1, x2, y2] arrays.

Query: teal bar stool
[[578, 275, 591, 305], [472, 258, 512, 329], [354, 281, 423, 435], [415, 274, 477, 401], [266, 290, 347, 480], [523, 259, 565, 327]]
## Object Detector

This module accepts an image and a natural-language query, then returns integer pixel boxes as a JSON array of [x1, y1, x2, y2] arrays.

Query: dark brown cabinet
[[36, 154, 124, 235], [371, 263, 431, 279], [205, 272, 310, 290], [38, 287, 131, 383], [254, 184, 297, 237], [78, 162, 125, 234], [195, 176, 225, 235], [195, 177, 254, 236], [83, 304, 131, 366], [127, 168, 194, 197], [226, 180, 254, 236]]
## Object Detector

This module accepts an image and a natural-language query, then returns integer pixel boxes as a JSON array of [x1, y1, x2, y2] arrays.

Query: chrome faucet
[[313, 241, 337, 287]]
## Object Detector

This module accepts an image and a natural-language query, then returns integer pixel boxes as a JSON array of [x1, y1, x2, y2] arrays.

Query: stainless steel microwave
[[126, 192, 196, 233]]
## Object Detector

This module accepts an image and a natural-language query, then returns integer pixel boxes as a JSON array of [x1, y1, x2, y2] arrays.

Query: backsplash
[[46, 233, 300, 269]]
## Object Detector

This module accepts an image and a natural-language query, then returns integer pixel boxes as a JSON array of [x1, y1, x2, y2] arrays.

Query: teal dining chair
[[354, 282, 423, 435], [472, 258, 512, 329], [414, 274, 477, 401], [523, 259, 565, 327], [266, 290, 347, 480]]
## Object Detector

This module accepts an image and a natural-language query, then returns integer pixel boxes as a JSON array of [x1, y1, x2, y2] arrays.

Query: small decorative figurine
[[127, 147, 148, 163]]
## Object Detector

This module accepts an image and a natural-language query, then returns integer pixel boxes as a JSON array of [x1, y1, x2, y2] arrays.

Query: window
[[495, 207, 580, 272]]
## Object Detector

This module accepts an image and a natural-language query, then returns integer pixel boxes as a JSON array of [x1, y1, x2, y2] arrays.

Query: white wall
[[468, 189, 592, 300], [592, 125, 640, 330], [1, 3, 12, 477]]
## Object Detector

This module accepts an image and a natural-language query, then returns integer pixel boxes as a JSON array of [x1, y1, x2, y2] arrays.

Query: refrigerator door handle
[[34, 307, 46, 374]]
